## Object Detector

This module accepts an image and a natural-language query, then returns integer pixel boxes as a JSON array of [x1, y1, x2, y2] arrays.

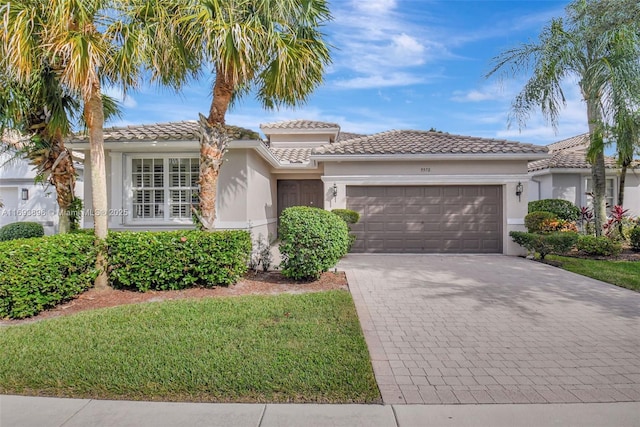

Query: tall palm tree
[[1, 0, 197, 287], [487, 0, 640, 235], [0, 67, 80, 233], [182, 0, 332, 230], [610, 109, 640, 207]]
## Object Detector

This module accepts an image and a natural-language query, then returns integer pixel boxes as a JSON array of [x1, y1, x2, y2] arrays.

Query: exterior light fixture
[[21, 188, 29, 200], [332, 183, 338, 199], [515, 182, 523, 202]]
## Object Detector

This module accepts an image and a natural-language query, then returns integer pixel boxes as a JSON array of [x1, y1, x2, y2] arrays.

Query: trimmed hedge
[[528, 199, 580, 222], [107, 230, 251, 291], [576, 235, 622, 257], [331, 209, 360, 225], [0, 234, 98, 319], [630, 227, 640, 252], [524, 211, 557, 233], [0, 221, 44, 241], [279, 206, 350, 280], [510, 231, 579, 259]]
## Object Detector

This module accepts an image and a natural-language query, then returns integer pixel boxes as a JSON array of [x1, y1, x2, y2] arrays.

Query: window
[[585, 177, 615, 209], [131, 157, 199, 221]]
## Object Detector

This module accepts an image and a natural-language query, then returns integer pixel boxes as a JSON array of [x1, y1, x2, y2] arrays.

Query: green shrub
[[331, 209, 360, 251], [528, 199, 580, 221], [576, 235, 622, 257], [107, 230, 251, 291], [279, 206, 349, 280], [0, 234, 98, 319], [510, 231, 579, 259], [0, 221, 44, 241], [630, 227, 640, 252], [524, 211, 557, 233], [331, 209, 360, 225]]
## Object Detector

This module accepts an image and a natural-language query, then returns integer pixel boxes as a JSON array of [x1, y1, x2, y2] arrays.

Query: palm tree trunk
[[586, 99, 606, 237], [48, 135, 76, 234], [618, 162, 628, 207], [84, 83, 109, 289], [197, 69, 234, 231]]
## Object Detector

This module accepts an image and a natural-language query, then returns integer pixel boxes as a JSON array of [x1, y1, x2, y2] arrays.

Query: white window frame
[[124, 154, 199, 225], [584, 176, 616, 210]]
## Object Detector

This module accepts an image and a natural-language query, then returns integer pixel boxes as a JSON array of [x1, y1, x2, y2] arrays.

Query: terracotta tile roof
[[312, 130, 547, 156], [529, 151, 619, 171], [270, 147, 313, 163], [260, 120, 339, 130], [66, 121, 259, 143], [546, 133, 589, 153], [337, 131, 366, 142]]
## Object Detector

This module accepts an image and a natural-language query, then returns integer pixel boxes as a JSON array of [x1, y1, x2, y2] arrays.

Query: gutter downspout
[[530, 177, 541, 201]]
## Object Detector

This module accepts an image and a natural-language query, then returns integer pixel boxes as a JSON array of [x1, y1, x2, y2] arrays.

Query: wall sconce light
[[332, 183, 338, 199], [515, 182, 523, 202], [21, 188, 29, 201]]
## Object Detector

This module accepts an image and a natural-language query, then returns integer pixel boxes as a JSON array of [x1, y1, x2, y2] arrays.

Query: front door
[[277, 180, 324, 218]]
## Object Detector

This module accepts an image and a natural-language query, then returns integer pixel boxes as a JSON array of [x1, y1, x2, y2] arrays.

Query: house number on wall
[[420, 167, 431, 173]]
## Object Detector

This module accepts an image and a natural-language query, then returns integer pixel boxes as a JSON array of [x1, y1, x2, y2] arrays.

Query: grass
[[0, 290, 380, 403], [547, 255, 640, 292]]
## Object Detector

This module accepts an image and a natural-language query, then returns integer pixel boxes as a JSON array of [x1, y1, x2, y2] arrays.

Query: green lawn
[[548, 255, 640, 292], [0, 290, 380, 403]]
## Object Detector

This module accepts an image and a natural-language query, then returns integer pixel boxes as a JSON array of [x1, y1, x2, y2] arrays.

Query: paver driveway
[[340, 255, 640, 405]]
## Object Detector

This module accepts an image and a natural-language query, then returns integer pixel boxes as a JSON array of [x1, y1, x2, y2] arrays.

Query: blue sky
[[105, 0, 586, 146]]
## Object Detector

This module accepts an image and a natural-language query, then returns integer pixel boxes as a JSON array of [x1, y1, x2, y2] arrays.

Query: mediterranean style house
[[66, 120, 547, 255], [528, 134, 640, 216]]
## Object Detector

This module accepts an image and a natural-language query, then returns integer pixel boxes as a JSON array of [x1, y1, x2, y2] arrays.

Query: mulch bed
[[1, 271, 348, 325]]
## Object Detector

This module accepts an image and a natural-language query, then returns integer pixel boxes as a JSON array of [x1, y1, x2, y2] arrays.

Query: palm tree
[[181, 0, 332, 230], [611, 109, 640, 207], [0, 66, 80, 233], [1, 0, 197, 287], [487, 0, 640, 235]]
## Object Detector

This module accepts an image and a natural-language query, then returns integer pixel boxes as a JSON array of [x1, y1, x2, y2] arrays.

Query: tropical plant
[[1, 0, 198, 287], [524, 211, 557, 233], [181, 0, 332, 230], [487, 0, 640, 236], [610, 109, 640, 207], [580, 206, 594, 235], [603, 205, 629, 240]]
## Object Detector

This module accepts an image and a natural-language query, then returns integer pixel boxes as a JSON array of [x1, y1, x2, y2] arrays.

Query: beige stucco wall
[[246, 150, 277, 239], [621, 172, 640, 217], [552, 174, 581, 205], [322, 159, 530, 256]]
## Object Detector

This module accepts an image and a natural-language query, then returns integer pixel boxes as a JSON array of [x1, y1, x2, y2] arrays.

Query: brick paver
[[342, 255, 640, 405]]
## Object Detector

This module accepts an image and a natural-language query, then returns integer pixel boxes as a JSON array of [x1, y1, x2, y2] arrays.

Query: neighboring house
[[66, 120, 547, 255], [528, 134, 640, 216], [0, 150, 84, 234]]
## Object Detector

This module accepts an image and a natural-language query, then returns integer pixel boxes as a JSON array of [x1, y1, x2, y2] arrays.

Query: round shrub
[[279, 206, 349, 280], [576, 235, 622, 257], [524, 211, 557, 233], [528, 199, 580, 221], [629, 226, 640, 252], [0, 222, 44, 241], [331, 209, 360, 225]]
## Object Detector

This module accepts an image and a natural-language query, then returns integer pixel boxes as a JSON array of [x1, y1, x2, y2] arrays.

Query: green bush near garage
[[576, 235, 622, 257], [0, 233, 98, 319], [107, 230, 251, 291], [331, 209, 360, 251], [509, 231, 579, 260], [280, 206, 350, 280], [0, 221, 45, 241], [528, 199, 580, 222]]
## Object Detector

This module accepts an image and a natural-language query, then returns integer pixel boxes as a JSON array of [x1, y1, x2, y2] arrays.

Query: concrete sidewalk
[[2, 395, 639, 427]]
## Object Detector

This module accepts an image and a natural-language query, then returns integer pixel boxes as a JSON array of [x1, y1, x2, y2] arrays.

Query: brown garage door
[[346, 185, 502, 253]]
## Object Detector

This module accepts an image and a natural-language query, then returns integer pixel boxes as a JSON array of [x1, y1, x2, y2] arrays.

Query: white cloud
[[102, 85, 138, 109], [352, 0, 397, 15], [333, 73, 425, 89], [328, 1, 448, 89]]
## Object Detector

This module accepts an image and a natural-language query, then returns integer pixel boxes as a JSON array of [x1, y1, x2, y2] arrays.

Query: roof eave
[[260, 127, 340, 136], [311, 153, 549, 162]]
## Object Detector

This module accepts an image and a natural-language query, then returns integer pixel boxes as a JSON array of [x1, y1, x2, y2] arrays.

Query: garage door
[[346, 185, 502, 253]]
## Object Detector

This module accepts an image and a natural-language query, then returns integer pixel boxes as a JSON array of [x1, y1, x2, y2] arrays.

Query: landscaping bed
[[0, 289, 380, 403], [0, 271, 348, 325], [545, 253, 640, 292]]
